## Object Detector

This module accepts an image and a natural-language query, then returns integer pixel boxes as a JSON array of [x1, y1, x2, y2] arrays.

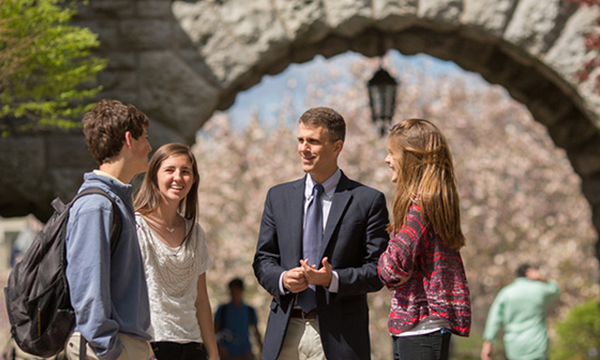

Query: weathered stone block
[[85, 20, 121, 51], [0, 137, 47, 208], [138, 1, 172, 18], [373, 0, 417, 32], [49, 168, 90, 207], [289, 45, 321, 65], [120, 20, 171, 50], [572, 137, 600, 177], [593, 205, 600, 234], [138, 51, 220, 140], [548, 115, 598, 150], [417, 0, 462, 27], [173, 1, 254, 85], [89, 0, 136, 18], [318, 36, 352, 59], [445, 37, 495, 74], [544, 6, 599, 78], [217, 0, 285, 44], [582, 174, 600, 206], [461, 0, 517, 38], [352, 30, 386, 57], [172, 1, 219, 46], [214, 0, 290, 67], [394, 30, 428, 56], [324, 0, 373, 37], [145, 121, 188, 148], [528, 100, 574, 128], [98, 90, 139, 106], [577, 63, 600, 130], [503, 0, 577, 56], [46, 135, 95, 168], [396, 28, 454, 59], [272, 0, 330, 43], [203, 34, 256, 85], [98, 71, 137, 92], [106, 52, 137, 71]]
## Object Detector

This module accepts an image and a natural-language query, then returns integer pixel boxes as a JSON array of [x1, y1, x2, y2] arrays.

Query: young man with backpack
[[63, 99, 153, 360]]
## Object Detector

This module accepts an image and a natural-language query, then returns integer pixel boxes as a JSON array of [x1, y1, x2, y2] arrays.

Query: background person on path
[[378, 118, 471, 360], [215, 278, 263, 360], [134, 143, 218, 360], [481, 263, 560, 360], [253, 106, 389, 360], [64, 99, 154, 360]]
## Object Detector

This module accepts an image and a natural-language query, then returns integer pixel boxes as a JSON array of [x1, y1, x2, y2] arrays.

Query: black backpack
[[4, 187, 122, 358]]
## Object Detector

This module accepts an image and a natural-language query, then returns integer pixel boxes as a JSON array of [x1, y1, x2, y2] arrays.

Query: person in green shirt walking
[[481, 263, 560, 360]]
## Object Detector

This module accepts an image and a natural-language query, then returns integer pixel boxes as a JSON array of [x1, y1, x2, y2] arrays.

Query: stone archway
[[0, 0, 599, 258]]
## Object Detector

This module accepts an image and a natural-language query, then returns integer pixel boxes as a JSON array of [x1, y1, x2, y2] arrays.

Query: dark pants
[[392, 330, 452, 360], [151, 341, 207, 360]]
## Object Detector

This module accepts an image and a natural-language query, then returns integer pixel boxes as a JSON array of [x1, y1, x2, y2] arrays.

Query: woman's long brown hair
[[387, 119, 466, 250], [134, 143, 200, 240]]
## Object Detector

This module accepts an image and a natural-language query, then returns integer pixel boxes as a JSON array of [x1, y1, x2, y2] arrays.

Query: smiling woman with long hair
[[134, 143, 218, 360], [378, 119, 471, 360]]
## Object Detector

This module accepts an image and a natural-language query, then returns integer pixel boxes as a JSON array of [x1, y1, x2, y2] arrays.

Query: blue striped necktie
[[297, 183, 324, 312]]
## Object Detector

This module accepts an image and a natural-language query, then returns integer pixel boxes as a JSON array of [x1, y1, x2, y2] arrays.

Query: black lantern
[[368, 67, 398, 135]]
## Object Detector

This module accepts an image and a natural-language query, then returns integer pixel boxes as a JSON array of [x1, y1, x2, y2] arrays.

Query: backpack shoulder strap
[[73, 187, 123, 257]]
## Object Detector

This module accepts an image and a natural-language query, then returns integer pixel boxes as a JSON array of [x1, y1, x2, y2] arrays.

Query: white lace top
[[136, 214, 213, 343]]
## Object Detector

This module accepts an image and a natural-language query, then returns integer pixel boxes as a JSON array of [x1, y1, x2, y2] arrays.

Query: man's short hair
[[82, 99, 149, 164], [516, 263, 534, 278], [228, 278, 244, 290], [299, 106, 346, 143]]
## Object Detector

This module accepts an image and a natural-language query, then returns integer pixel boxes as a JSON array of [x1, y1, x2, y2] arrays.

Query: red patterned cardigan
[[377, 203, 471, 336]]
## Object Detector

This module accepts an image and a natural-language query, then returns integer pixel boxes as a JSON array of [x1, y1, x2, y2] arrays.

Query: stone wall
[[1, 0, 599, 254]]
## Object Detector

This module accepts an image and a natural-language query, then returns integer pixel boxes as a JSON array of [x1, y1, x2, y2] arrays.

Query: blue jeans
[[392, 329, 451, 360]]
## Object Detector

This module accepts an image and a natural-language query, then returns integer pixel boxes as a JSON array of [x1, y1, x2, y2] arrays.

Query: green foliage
[[0, 0, 106, 135], [551, 300, 600, 360]]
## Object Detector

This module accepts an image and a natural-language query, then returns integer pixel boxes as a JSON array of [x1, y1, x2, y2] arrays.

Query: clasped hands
[[283, 257, 332, 293]]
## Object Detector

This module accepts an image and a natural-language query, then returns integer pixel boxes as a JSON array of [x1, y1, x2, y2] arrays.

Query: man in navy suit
[[253, 107, 389, 360]]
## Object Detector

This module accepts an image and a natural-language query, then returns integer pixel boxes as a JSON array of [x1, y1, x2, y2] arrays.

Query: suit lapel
[[320, 173, 352, 260], [290, 177, 306, 262]]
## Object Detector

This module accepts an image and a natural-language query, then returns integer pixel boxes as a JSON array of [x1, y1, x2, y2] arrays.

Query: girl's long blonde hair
[[387, 119, 466, 250]]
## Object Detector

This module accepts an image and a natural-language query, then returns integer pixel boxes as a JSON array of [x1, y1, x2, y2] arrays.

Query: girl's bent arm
[[195, 273, 219, 360]]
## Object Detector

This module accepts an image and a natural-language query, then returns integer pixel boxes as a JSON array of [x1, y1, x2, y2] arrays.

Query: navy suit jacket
[[253, 172, 389, 360]]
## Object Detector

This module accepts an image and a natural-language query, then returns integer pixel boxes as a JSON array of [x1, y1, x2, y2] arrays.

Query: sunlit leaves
[[0, 0, 106, 135]]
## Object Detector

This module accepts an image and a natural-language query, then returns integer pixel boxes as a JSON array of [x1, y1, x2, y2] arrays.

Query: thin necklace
[[163, 215, 180, 233]]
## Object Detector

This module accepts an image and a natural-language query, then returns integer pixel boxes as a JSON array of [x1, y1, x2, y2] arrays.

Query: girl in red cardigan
[[378, 119, 471, 360]]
